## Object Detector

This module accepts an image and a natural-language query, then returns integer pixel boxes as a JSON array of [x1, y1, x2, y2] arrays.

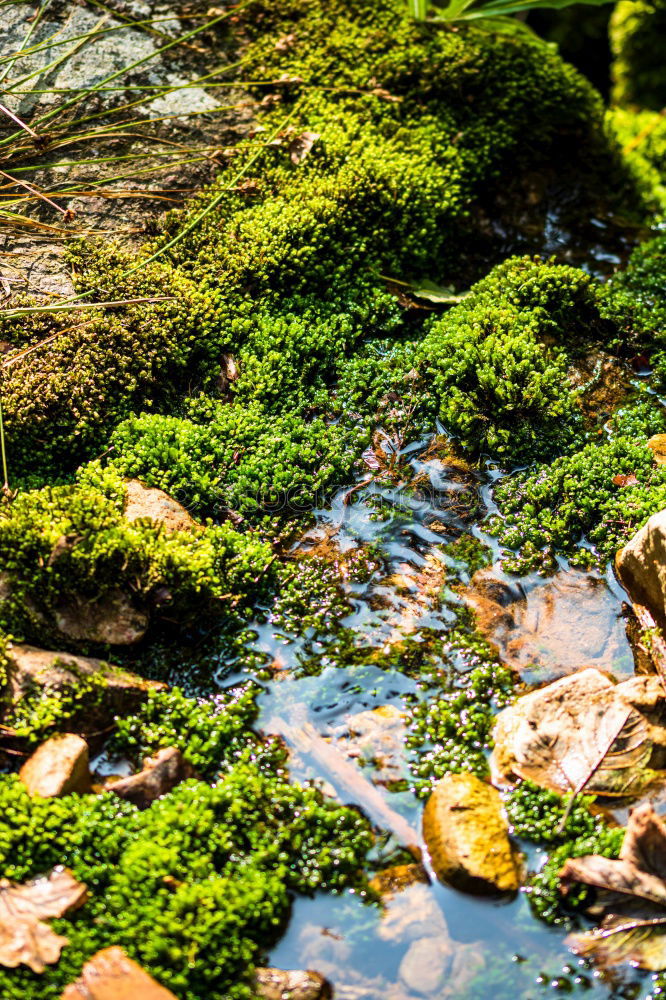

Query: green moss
[[112, 683, 260, 779], [0, 470, 275, 647], [107, 397, 365, 522], [505, 781, 624, 927], [5, 669, 108, 747], [603, 230, 666, 341], [610, 0, 666, 110], [407, 621, 514, 795], [491, 435, 666, 572], [0, 744, 373, 1000], [608, 107, 666, 215]]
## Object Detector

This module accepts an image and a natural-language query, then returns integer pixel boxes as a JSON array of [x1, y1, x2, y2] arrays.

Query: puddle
[[213, 432, 652, 999]]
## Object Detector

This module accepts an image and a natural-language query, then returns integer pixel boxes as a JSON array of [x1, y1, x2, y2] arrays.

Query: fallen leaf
[[370, 87, 402, 102], [561, 804, 666, 970], [491, 669, 662, 798], [362, 447, 381, 470], [409, 279, 470, 304], [289, 131, 320, 164], [0, 868, 87, 973], [612, 473, 639, 488]]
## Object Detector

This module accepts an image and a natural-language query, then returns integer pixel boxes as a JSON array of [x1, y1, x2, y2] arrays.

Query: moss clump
[[0, 468, 274, 647], [603, 230, 666, 341], [610, 0, 666, 110], [0, 252, 224, 479], [0, 742, 372, 1000], [490, 436, 666, 572], [505, 780, 624, 926], [108, 397, 365, 522], [407, 620, 514, 796], [112, 683, 260, 779], [608, 108, 666, 215]]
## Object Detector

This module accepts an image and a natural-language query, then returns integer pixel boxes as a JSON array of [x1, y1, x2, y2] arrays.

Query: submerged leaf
[[562, 805, 666, 970], [491, 669, 660, 798], [0, 868, 87, 973]]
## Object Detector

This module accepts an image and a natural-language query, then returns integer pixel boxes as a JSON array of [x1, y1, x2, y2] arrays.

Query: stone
[[123, 480, 196, 533], [617, 509, 666, 629], [254, 967, 332, 1000], [331, 704, 407, 787], [6, 643, 164, 734], [20, 735, 91, 798], [647, 434, 666, 465], [54, 589, 149, 646], [60, 946, 178, 999], [399, 936, 453, 995], [107, 748, 194, 809], [422, 773, 520, 895], [370, 862, 429, 897]]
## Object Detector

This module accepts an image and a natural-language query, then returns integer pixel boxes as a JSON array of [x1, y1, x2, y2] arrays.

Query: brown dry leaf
[[491, 669, 657, 798], [612, 473, 639, 488], [561, 804, 666, 970], [289, 131, 320, 164], [0, 867, 87, 973]]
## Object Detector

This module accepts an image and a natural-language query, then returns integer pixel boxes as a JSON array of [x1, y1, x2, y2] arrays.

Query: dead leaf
[[0, 868, 87, 972], [561, 804, 666, 970], [289, 131, 320, 165], [612, 473, 639, 488], [370, 88, 402, 103], [491, 669, 661, 798], [274, 33, 296, 52]]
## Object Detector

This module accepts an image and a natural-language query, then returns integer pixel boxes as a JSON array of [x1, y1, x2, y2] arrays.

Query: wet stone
[[54, 589, 149, 646], [60, 946, 178, 999], [20, 735, 91, 798], [617, 508, 666, 630], [254, 967, 332, 1000], [6, 643, 163, 734], [107, 747, 194, 809], [422, 773, 520, 896], [123, 480, 196, 533]]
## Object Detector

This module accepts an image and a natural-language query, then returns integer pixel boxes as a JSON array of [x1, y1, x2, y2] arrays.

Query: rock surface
[[5, 643, 163, 733], [422, 773, 520, 895], [647, 435, 666, 465], [617, 508, 666, 628], [107, 747, 193, 808], [123, 480, 196, 533], [60, 946, 178, 999], [20, 735, 91, 798], [254, 967, 332, 1000], [54, 589, 149, 646]]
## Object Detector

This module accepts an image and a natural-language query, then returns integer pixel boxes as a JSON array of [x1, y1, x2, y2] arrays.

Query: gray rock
[[20, 734, 91, 798], [254, 968, 332, 1000], [6, 642, 163, 733], [108, 747, 194, 808]]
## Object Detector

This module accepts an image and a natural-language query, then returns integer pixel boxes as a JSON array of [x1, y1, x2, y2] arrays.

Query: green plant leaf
[[407, 0, 429, 18], [433, 0, 613, 20], [410, 279, 470, 304]]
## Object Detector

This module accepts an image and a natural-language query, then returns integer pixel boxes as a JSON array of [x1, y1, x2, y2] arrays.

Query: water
[[205, 429, 654, 1000]]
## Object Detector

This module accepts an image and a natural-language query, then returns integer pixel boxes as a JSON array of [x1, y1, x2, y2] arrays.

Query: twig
[[0, 102, 39, 139]]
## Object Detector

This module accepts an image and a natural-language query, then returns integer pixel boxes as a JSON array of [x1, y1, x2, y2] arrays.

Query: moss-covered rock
[[0, 469, 274, 648], [610, 0, 666, 109]]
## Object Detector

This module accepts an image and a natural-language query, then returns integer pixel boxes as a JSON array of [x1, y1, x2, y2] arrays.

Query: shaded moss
[[610, 0, 666, 110]]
